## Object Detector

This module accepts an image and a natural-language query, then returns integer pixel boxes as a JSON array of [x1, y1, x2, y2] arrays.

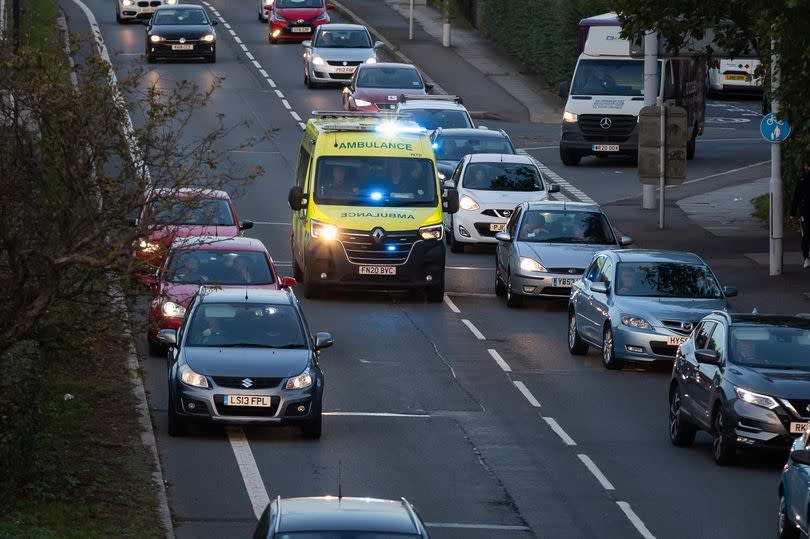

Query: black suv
[[668, 312, 810, 465], [430, 127, 516, 183]]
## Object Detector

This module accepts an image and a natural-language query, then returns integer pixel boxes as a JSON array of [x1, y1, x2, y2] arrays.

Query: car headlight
[[201, 34, 215, 43], [286, 367, 313, 390], [138, 239, 160, 252], [314, 12, 329, 22], [519, 257, 547, 273], [459, 195, 479, 211], [735, 387, 779, 410], [272, 12, 288, 22], [354, 98, 372, 107], [122, 0, 133, 6], [149, 35, 164, 43], [179, 365, 209, 388], [161, 301, 187, 318], [365, 56, 377, 64], [312, 55, 325, 66], [418, 224, 443, 241], [621, 315, 653, 330], [563, 111, 578, 123], [164, 0, 177, 4], [310, 219, 338, 240]]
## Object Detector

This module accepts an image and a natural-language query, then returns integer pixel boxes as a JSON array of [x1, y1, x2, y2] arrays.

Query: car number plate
[[171, 44, 194, 50], [224, 395, 272, 407], [667, 336, 688, 346], [335, 66, 355, 73], [592, 144, 620, 152], [725, 74, 748, 81], [490, 223, 506, 232], [790, 422, 810, 434], [552, 277, 578, 287], [291, 26, 310, 33], [359, 266, 396, 275]]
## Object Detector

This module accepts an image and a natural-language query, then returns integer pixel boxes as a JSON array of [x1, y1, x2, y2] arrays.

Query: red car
[[343, 63, 433, 112], [267, 0, 333, 44], [132, 188, 253, 281], [148, 235, 295, 354]]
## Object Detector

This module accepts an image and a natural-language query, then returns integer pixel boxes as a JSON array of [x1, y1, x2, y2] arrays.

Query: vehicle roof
[[199, 288, 293, 305], [728, 314, 810, 329], [398, 100, 467, 111], [157, 3, 205, 8], [468, 153, 535, 164], [316, 23, 369, 31], [170, 236, 268, 252], [275, 497, 418, 533], [149, 187, 231, 200], [524, 200, 603, 213], [433, 128, 509, 139], [358, 62, 417, 70], [612, 249, 704, 264]]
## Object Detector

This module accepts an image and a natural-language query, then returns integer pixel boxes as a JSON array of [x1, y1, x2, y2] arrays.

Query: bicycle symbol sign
[[760, 113, 791, 143]]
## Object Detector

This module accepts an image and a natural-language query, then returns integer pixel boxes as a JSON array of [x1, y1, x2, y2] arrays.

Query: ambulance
[[287, 111, 459, 301]]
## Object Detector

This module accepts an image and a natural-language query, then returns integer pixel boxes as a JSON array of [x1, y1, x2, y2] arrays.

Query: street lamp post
[[442, 0, 450, 47]]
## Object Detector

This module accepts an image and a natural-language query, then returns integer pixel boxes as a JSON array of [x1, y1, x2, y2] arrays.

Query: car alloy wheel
[[601, 326, 623, 369], [669, 386, 696, 446], [778, 492, 800, 539], [567, 312, 588, 355], [712, 407, 736, 465]]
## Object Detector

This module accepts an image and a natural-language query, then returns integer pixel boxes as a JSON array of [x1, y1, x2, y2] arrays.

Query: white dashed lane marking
[[617, 502, 657, 539], [513, 381, 540, 406], [461, 319, 485, 340], [543, 417, 577, 446], [488, 349, 511, 372], [443, 294, 461, 313], [578, 454, 615, 491]]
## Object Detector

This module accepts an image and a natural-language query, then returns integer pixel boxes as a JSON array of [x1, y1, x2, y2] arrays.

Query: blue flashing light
[[431, 143, 439, 149], [370, 192, 383, 201], [387, 245, 396, 251]]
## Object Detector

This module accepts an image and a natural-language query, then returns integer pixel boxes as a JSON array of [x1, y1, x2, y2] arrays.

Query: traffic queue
[[123, 4, 810, 537]]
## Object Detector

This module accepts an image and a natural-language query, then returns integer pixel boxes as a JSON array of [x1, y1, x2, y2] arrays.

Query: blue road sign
[[760, 113, 791, 143]]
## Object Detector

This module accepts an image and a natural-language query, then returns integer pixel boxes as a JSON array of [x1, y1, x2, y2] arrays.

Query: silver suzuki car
[[302, 23, 382, 88], [568, 249, 737, 369]]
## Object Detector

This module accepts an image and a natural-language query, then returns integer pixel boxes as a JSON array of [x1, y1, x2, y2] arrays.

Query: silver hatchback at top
[[302, 23, 382, 88]]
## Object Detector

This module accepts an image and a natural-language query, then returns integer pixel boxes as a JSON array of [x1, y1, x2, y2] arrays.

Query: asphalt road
[[58, 1, 780, 537]]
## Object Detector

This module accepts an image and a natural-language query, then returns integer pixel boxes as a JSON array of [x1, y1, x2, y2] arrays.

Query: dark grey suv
[[159, 287, 332, 438], [669, 312, 810, 465]]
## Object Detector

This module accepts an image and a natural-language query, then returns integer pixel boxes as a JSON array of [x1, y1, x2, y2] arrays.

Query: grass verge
[[752, 193, 768, 223]]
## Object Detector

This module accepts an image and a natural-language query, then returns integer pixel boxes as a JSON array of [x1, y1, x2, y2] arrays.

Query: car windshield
[[357, 67, 423, 89], [614, 262, 723, 298], [153, 8, 209, 25], [518, 210, 616, 244], [570, 59, 662, 97], [185, 303, 306, 348], [148, 198, 235, 226], [729, 326, 810, 370], [433, 135, 514, 162], [276, 534, 421, 539], [165, 250, 274, 285], [463, 162, 542, 192], [401, 109, 472, 131], [315, 29, 371, 48], [276, 0, 323, 7], [314, 156, 437, 207]]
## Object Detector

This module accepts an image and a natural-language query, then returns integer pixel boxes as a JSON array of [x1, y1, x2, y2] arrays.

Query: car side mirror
[[477, 125, 489, 130], [722, 285, 738, 298], [302, 40, 312, 48], [211, 19, 219, 25], [425, 82, 434, 93], [618, 235, 634, 247], [280, 276, 296, 288], [239, 220, 254, 231], [443, 187, 459, 214], [326, 1, 335, 9], [374, 40, 384, 49], [791, 448, 810, 466], [288, 186, 305, 211], [590, 281, 609, 294], [443, 179, 455, 189], [314, 332, 333, 349], [157, 329, 178, 346], [559, 80, 570, 98], [495, 231, 511, 242], [548, 184, 560, 193], [694, 348, 720, 365]]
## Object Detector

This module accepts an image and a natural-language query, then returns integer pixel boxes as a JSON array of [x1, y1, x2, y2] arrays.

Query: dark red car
[[132, 188, 252, 281], [148, 235, 295, 354], [267, 0, 333, 44], [342, 63, 432, 112]]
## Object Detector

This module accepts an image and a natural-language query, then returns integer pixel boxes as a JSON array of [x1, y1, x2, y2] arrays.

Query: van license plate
[[791, 422, 809, 434], [725, 74, 747, 81], [592, 144, 619, 152], [224, 395, 272, 407], [359, 266, 396, 275], [490, 223, 505, 232], [172, 44, 194, 50], [667, 336, 688, 346]]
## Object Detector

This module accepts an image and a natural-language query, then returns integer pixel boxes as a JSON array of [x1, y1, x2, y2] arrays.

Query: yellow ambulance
[[287, 111, 459, 301]]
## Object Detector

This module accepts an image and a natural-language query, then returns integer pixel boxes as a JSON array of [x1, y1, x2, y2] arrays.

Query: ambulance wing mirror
[[288, 186, 306, 211]]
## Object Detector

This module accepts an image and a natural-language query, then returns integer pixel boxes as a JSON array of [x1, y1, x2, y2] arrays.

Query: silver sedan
[[302, 23, 382, 88], [495, 201, 632, 307]]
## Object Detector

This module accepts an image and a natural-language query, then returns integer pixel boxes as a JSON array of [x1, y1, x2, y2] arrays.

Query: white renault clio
[[443, 153, 558, 253]]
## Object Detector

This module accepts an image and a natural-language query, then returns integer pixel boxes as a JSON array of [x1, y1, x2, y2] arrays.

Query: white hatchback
[[443, 153, 558, 252], [116, 0, 176, 23]]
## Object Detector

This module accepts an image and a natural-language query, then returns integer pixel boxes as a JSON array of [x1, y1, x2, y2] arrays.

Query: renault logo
[[600, 117, 612, 129], [371, 228, 385, 242], [241, 378, 254, 388], [179, 37, 186, 44]]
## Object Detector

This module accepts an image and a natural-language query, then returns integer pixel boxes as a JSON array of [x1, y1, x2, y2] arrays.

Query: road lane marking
[[245, 51, 254, 60], [240, 44, 249, 52], [489, 349, 511, 371], [542, 417, 577, 446], [675, 160, 769, 187], [425, 523, 531, 531], [516, 149, 594, 204], [226, 427, 270, 519], [617, 501, 656, 539], [290, 111, 302, 121], [513, 381, 540, 406], [443, 294, 460, 313], [323, 411, 430, 418], [233, 36, 242, 44], [446, 291, 496, 298], [268, 78, 277, 88], [275, 89, 284, 98], [282, 99, 292, 110], [259, 68, 269, 77], [223, 22, 231, 29], [298, 122, 306, 130], [252, 60, 262, 69], [461, 319, 485, 340], [578, 454, 615, 491]]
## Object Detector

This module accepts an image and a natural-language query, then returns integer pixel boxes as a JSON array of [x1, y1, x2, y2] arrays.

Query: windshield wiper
[[218, 343, 275, 348]]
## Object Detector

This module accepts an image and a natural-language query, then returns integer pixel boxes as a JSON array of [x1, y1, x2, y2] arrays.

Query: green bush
[[0, 340, 42, 507], [479, 0, 613, 87]]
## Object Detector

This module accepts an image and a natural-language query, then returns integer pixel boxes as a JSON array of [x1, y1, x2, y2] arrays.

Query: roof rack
[[311, 110, 397, 119], [399, 94, 463, 105]]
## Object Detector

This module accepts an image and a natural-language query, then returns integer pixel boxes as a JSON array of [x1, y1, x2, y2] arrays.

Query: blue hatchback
[[779, 431, 810, 539]]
